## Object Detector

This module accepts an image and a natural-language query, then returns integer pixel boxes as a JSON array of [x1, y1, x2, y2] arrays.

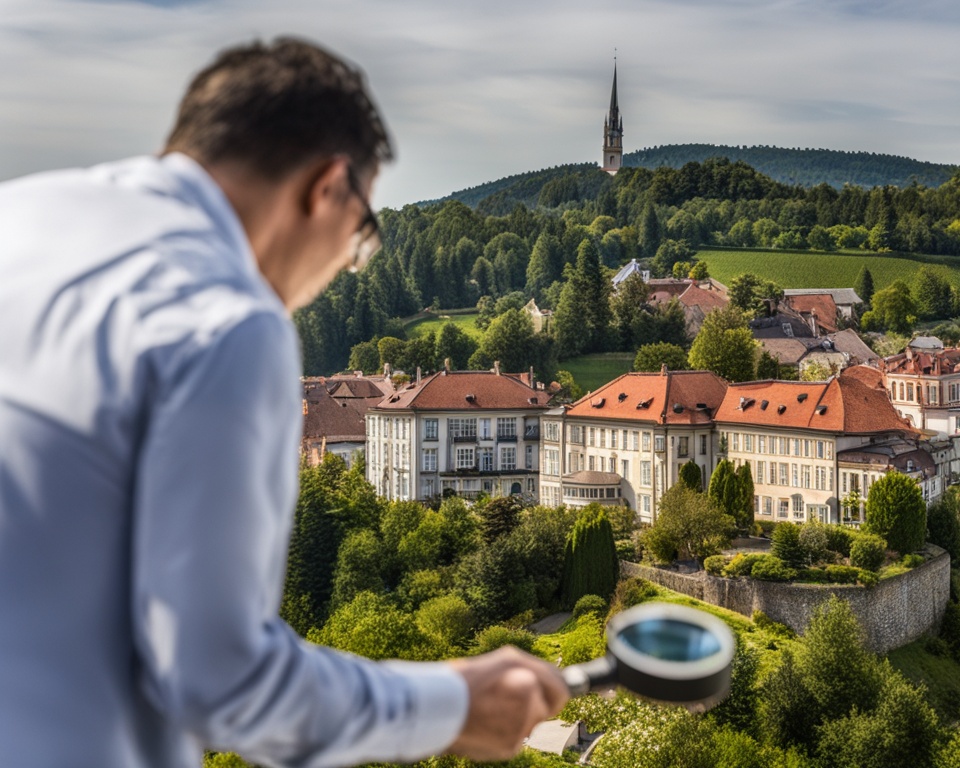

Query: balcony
[[524, 425, 540, 441], [496, 433, 518, 442], [452, 434, 477, 443]]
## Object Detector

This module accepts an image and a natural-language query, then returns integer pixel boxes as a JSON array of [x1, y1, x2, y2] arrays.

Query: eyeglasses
[[345, 166, 382, 273]]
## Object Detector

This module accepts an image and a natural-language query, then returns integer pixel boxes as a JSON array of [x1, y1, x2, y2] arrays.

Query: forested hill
[[624, 144, 958, 190], [429, 146, 958, 213]]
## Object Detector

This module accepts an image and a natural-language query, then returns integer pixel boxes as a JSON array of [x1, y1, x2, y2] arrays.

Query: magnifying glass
[[560, 602, 735, 712]]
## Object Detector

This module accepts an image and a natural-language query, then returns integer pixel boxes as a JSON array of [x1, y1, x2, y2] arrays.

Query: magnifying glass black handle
[[561, 655, 618, 697]]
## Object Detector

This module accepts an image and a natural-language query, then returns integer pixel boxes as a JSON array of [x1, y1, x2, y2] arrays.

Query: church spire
[[602, 58, 623, 174]]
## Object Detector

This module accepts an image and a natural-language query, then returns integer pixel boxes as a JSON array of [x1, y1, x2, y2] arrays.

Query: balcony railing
[[497, 433, 518, 442], [524, 426, 540, 440], [452, 434, 477, 442]]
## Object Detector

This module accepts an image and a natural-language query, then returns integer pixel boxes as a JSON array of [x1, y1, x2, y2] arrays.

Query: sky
[[2, 0, 959, 210]]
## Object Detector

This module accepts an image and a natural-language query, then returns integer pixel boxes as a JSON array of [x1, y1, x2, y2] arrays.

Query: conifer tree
[[679, 460, 702, 491], [854, 266, 874, 307], [560, 504, 619, 607], [735, 462, 755, 530]]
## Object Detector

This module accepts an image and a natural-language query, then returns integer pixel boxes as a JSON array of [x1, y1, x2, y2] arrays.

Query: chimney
[[444, 357, 451, 372], [494, 360, 501, 376], [383, 362, 392, 378], [660, 363, 668, 376], [416, 366, 422, 384], [529, 366, 535, 388]]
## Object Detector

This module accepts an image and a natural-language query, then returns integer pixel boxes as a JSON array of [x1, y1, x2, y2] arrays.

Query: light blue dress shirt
[[0, 153, 468, 767]]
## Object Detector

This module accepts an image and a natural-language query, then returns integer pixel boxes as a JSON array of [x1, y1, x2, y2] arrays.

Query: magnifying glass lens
[[618, 618, 723, 662]]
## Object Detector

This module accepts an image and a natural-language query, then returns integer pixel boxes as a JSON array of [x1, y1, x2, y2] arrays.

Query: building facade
[[366, 370, 547, 502]]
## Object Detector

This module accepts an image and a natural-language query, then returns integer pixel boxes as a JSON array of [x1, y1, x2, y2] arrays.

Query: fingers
[[445, 646, 571, 762]]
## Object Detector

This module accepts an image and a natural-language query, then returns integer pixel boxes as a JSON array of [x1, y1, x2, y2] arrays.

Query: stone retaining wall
[[622, 544, 951, 653]]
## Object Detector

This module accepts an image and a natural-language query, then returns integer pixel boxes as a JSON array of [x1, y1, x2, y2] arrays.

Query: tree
[[860, 280, 917, 335], [415, 594, 476, 653], [434, 322, 477, 370], [610, 273, 651, 350], [689, 260, 710, 280], [555, 370, 584, 401], [915, 266, 953, 321], [854, 266, 875, 307], [641, 485, 735, 564], [525, 232, 563, 301], [310, 591, 427, 661], [347, 338, 381, 374], [554, 239, 612, 358], [735, 463, 755, 531], [377, 336, 406, 369], [560, 504, 619, 607], [477, 496, 523, 544], [634, 342, 689, 372], [679, 460, 703, 491], [728, 273, 784, 318], [771, 522, 806, 569], [800, 360, 836, 382], [330, 528, 385, 608], [651, 239, 695, 277], [639, 201, 662, 257], [708, 460, 734, 509], [468, 309, 535, 373], [688, 306, 758, 382], [865, 471, 926, 554], [927, 488, 960, 561]]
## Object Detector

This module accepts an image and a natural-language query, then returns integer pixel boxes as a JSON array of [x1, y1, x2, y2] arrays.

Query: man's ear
[[302, 156, 349, 218]]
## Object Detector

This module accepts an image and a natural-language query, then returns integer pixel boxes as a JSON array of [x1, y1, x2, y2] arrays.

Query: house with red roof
[[714, 377, 918, 524], [365, 367, 548, 501], [540, 369, 727, 521]]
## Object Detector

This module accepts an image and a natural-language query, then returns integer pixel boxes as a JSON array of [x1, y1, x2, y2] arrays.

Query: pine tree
[[525, 232, 563, 301], [735, 462, 755, 530], [560, 504, 619, 607], [854, 266, 874, 307], [639, 201, 662, 257]]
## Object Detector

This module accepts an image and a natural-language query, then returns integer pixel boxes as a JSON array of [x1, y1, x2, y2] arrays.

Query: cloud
[[0, 0, 958, 209]]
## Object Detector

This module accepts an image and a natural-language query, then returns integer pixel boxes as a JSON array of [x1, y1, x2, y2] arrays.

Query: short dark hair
[[164, 37, 393, 180]]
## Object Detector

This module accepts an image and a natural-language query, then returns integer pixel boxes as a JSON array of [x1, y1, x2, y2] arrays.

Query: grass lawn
[[698, 246, 960, 293], [560, 353, 634, 394], [888, 639, 960, 722], [404, 311, 482, 339]]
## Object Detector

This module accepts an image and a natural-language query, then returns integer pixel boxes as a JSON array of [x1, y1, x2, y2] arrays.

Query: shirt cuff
[[383, 661, 469, 761]]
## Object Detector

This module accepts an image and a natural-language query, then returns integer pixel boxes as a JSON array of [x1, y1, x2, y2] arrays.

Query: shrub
[[799, 521, 830, 564], [941, 602, 960, 661], [850, 533, 887, 571], [753, 611, 795, 638], [756, 520, 777, 537], [572, 594, 607, 619], [471, 625, 537, 655], [615, 538, 638, 561], [927, 491, 960, 561], [824, 565, 860, 584], [558, 614, 605, 665], [771, 523, 806, 568], [796, 567, 830, 583], [560, 504, 619, 607], [751, 556, 796, 582], [723, 553, 767, 577], [865, 471, 926, 554], [824, 524, 854, 557], [609, 577, 658, 614], [901, 553, 924, 569], [857, 569, 879, 587], [704, 555, 729, 576]]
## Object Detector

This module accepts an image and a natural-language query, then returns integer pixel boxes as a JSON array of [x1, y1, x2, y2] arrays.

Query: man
[[0, 38, 567, 767]]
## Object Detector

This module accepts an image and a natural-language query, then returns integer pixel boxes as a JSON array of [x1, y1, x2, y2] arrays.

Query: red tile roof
[[840, 365, 885, 390], [714, 377, 914, 435], [881, 347, 960, 376], [302, 385, 371, 442], [372, 370, 547, 411], [678, 283, 728, 313], [565, 370, 727, 425], [784, 293, 839, 334]]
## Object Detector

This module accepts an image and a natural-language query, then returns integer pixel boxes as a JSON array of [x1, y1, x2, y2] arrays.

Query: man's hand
[[446, 646, 570, 762]]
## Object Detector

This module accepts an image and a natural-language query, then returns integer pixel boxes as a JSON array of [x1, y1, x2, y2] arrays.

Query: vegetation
[[641, 484, 735, 564], [865, 471, 927, 554], [688, 305, 758, 382], [560, 504, 619, 608]]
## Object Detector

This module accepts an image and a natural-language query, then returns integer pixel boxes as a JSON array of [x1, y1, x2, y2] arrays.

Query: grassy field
[[560, 353, 634, 393], [698, 247, 960, 292], [404, 311, 482, 339], [889, 638, 960, 721]]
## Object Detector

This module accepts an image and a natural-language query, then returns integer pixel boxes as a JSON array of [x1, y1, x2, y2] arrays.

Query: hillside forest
[[295, 157, 960, 378]]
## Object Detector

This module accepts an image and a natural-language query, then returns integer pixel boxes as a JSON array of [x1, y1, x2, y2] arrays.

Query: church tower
[[602, 62, 623, 174]]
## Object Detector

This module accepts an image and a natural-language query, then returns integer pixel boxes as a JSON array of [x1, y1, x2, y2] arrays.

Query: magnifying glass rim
[[606, 602, 736, 682]]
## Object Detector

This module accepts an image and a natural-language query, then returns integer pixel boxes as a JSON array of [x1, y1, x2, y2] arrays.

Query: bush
[[771, 523, 806, 569], [558, 614, 605, 666], [796, 567, 830, 583], [572, 594, 607, 619], [927, 491, 960, 561], [824, 565, 860, 584], [615, 538, 638, 561], [753, 611, 795, 638], [824, 524, 854, 557], [941, 602, 960, 661], [471, 625, 537, 655], [850, 533, 887, 571], [609, 577, 658, 614], [857, 569, 879, 587], [865, 471, 926, 554], [704, 555, 729, 576], [901, 553, 924, 569], [723, 553, 767, 577], [756, 520, 777, 537], [751, 556, 796, 582], [799, 521, 830, 564]]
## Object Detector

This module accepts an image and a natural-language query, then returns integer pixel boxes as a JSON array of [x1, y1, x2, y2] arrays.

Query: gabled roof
[[714, 377, 914, 435], [840, 364, 885, 390], [565, 370, 727, 425], [302, 385, 370, 442], [784, 293, 839, 334], [783, 288, 862, 306], [678, 283, 728, 313], [612, 258, 645, 286], [371, 370, 547, 411], [881, 347, 960, 376]]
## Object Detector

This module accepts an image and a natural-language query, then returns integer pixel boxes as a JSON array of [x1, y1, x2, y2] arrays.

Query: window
[[449, 418, 477, 439], [768, 462, 777, 485], [890, 384, 897, 401], [731, 433, 740, 451], [527, 478, 535, 493], [610, 430, 618, 449], [803, 465, 811, 489], [424, 418, 438, 441], [456, 447, 474, 469], [907, 383, 914, 401], [422, 478, 435, 498], [622, 459, 629, 477], [803, 440, 811, 458], [951, 383, 960, 403], [779, 437, 788, 455], [496, 417, 516, 440], [700, 434, 708, 455], [763, 497, 772, 516], [654, 435, 665, 452], [779, 463, 788, 485], [792, 494, 804, 513], [544, 421, 560, 441], [422, 448, 437, 472], [642, 432, 651, 451], [588, 455, 596, 471], [641, 495, 651, 516], [793, 439, 801, 457], [758, 436, 766, 454], [792, 463, 799, 487], [758, 460, 766, 483], [744, 434, 754, 452], [599, 429, 606, 448], [632, 431, 640, 450], [545, 449, 560, 476], [622, 430, 629, 449], [900, 382, 905, 400], [500, 446, 516, 471], [815, 466, 827, 491], [525, 445, 534, 470], [570, 425, 584, 444], [678, 436, 690, 457], [609, 457, 616, 473], [641, 461, 652, 486], [588, 428, 596, 447], [816, 441, 825, 459], [478, 447, 494, 472], [479, 418, 491, 439], [778, 499, 789, 518]]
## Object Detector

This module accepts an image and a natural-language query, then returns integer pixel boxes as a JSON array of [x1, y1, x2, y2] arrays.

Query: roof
[[840, 364, 885, 390], [302, 385, 370, 443], [881, 347, 960, 376], [837, 442, 936, 477], [565, 370, 728, 425], [714, 377, 915, 435], [757, 337, 810, 365], [784, 293, 839, 334], [678, 283, 728, 312], [750, 309, 815, 340], [612, 258, 644, 286], [909, 336, 945, 350], [371, 370, 547, 411], [824, 329, 877, 364], [563, 471, 622, 485], [783, 288, 863, 306]]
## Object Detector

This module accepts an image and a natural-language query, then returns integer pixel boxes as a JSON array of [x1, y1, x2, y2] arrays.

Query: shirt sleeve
[[131, 312, 468, 768]]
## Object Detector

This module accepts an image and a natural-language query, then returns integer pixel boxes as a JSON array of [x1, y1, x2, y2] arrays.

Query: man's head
[[164, 37, 393, 181], [165, 38, 394, 310]]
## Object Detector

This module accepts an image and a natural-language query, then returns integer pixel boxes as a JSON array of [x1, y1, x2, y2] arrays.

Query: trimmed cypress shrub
[[560, 503, 619, 608]]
